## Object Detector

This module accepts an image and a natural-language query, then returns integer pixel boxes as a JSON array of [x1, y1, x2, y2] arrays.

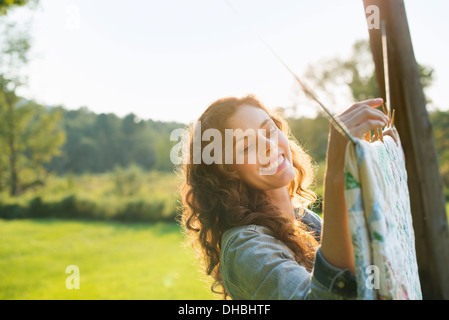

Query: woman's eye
[[244, 144, 254, 152]]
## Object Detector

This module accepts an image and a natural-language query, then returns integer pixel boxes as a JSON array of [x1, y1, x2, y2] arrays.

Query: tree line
[[47, 107, 182, 175], [3, 100, 449, 196]]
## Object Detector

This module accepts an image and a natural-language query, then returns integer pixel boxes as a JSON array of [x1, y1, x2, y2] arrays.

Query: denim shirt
[[220, 208, 357, 300]]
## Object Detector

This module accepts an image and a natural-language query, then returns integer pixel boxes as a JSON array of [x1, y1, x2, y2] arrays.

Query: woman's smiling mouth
[[259, 154, 286, 175]]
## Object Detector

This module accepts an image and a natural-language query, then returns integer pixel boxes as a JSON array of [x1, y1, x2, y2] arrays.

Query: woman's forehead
[[227, 105, 271, 130]]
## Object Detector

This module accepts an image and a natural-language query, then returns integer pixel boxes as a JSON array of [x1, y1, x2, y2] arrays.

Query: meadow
[[0, 169, 220, 300], [0, 218, 216, 300]]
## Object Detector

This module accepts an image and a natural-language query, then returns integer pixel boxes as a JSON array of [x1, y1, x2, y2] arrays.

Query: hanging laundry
[[344, 134, 422, 300]]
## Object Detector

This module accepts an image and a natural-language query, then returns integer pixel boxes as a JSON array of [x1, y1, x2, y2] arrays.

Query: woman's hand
[[330, 98, 390, 148], [326, 98, 390, 175]]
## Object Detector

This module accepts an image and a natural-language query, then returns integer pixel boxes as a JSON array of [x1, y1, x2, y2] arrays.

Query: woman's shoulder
[[220, 223, 291, 261], [221, 224, 274, 252], [219, 219, 312, 300]]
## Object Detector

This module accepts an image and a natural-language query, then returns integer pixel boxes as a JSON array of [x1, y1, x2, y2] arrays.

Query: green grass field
[[2, 203, 448, 300], [0, 219, 217, 300]]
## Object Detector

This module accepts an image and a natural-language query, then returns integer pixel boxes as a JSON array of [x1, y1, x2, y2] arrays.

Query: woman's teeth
[[260, 155, 285, 175]]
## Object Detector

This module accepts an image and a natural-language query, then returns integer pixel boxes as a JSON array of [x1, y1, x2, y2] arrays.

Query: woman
[[179, 95, 398, 300]]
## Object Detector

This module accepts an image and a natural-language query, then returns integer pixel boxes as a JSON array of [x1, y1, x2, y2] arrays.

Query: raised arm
[[319, 98, 397, 274]]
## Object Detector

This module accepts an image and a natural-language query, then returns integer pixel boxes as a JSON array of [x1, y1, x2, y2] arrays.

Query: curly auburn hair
[[178, 95, 320, 299]]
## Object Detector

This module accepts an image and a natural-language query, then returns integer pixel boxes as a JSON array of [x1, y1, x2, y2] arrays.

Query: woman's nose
[[258, 133, 278, 165]]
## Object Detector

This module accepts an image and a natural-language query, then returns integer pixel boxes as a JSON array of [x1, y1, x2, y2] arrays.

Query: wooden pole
[[363, 0, 449, 299]]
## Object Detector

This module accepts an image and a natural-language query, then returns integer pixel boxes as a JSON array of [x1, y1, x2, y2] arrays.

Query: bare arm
[[319, 98, 398, 274], [320, 126, 355, 273]]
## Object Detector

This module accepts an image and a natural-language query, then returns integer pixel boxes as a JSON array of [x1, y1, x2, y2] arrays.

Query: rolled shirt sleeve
[[310, 246, 357, 299], [220, 225, 357, 300]]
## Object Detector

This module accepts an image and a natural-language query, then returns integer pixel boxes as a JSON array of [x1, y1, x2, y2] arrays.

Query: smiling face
[[226, 104, 296, 191]]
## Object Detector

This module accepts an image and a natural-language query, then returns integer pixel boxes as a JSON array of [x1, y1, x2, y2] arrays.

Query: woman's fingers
[[340, 98, 384, 116], [338, 105, 389, 139], [342, 104, 389, 129], [333, 98, 401, 148], [352, 118, 389, 139], [354, 98, 384, 108]]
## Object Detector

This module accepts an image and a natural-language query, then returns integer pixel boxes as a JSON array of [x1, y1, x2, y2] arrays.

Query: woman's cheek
[[235, 164, 258, 189]]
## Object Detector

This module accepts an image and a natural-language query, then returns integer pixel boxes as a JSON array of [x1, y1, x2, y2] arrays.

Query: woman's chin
[[279, 170, 296, 187]]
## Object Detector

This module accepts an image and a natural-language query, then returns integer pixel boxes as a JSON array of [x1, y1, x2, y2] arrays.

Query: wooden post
[[363, 0, 449, 299]]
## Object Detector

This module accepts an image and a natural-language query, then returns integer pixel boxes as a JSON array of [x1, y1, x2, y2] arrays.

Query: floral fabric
[[344, 135, 422, 300]]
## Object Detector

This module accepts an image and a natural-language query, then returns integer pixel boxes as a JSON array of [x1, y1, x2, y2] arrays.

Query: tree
[[0, 22, 30, 195], [0, 22, 65, 195], [287, 115, 329, 164], [430, 110, 449, 199], [294, 39, 434, 109], [0, 0, 30, 15]]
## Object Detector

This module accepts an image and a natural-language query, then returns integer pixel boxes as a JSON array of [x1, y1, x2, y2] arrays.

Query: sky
[[5, 0, 449, 124]]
